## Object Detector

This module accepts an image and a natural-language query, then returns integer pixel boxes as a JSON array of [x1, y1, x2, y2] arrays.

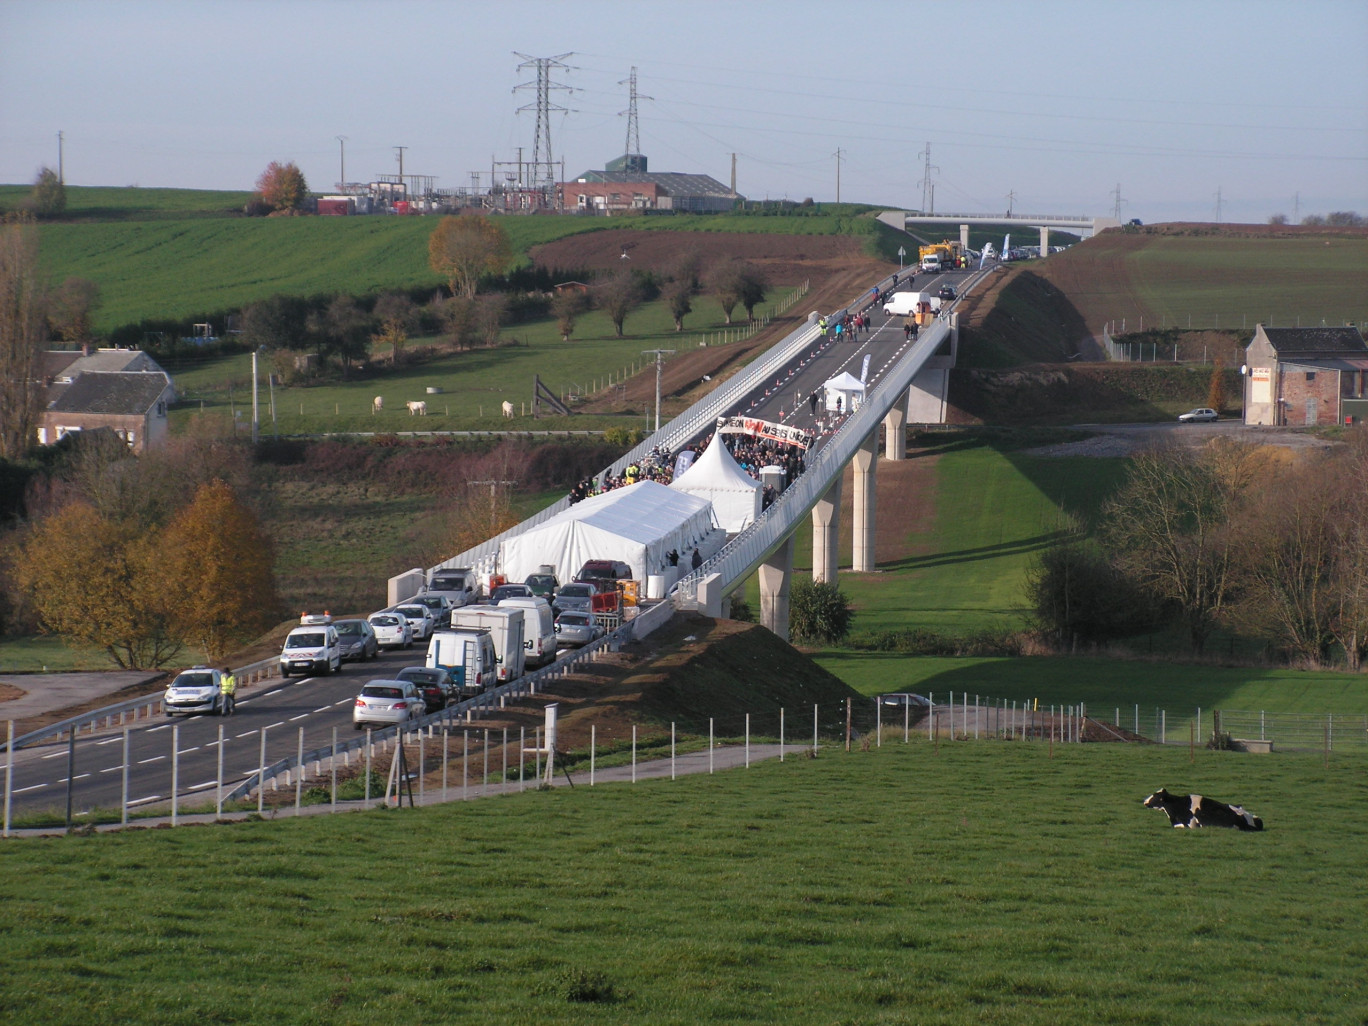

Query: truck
[[498, 596, 558, 668], [426, 629, 497, 699], [918, 241, 963, 273], [450, 606, 526, 683]]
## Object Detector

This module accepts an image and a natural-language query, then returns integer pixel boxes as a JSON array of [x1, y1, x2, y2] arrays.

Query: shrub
[[789, 579, 853, 644]]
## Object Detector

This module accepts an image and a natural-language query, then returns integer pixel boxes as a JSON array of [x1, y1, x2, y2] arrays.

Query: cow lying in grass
[[1144, 789, 1264, 831]]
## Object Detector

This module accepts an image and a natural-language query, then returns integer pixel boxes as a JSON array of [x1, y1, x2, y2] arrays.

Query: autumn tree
[[13, 503, 180, 668], [551, 289, 587, 341], [0, 215, 46, 460], [161, 480, 278, 662], [428, 216, 512, 299], [596, 271, 642, 337], [255, 161, 309, 212], [29, 167, 66, 218], [373, 292, 415, 364], [1206, 358, 1226, 413], [48, 277, 101, 343]]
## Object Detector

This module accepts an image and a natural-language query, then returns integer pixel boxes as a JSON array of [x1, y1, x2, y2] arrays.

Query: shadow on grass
[[880, 529, 1071, 571]]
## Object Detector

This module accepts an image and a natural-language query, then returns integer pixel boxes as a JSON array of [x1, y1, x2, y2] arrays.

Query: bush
[[728, 596, 756, 623], [789, 579, 853, 644], [602, 426, 646, 449], [1026, 540, 1159, 645]]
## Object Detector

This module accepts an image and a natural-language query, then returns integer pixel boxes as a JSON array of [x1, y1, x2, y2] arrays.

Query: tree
[[437, 295, 477, 351], [551, 289, 587, 341], [1267, 213, 1288, 225], [1026, 532, 1158, 646], [474, 293, 507, 347], [737, 264, 769, 321], [13, 503, 180, 668], [242, 294, 309, 351], [28, 167, 66, 218], [0, 215, 46, 460], [373, 292, 415, 365], [308, 294, 371, 370], [1101, 442, 1249, 653], [1206, 358, 1226, 413], [709, 258, 744, 324], [789, 579, 853, 644], [255, 161, 308, 212], [428, 216, 511, 300], [596, 272, 641, 338], [48, 277, 101, 343], [1326, 433, 1368, 670], [666, 280, 693, 331], [161, 480, 278, 662]]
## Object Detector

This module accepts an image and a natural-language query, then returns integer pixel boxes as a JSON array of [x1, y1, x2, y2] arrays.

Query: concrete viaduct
[[877, 210, 1122, 257]]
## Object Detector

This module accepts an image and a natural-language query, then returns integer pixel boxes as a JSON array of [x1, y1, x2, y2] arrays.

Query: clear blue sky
[[3, 0, 1365, 224]]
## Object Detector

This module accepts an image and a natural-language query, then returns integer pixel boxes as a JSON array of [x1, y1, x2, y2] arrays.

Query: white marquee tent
[[499, 480, 718, 585], [823, 370, 866, 413], [670, 436, 762, 534]]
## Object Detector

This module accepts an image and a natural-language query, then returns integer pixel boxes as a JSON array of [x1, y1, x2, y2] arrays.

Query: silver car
[[334, 618, 379, 662], [163, 667, 224, 716], [369, 612, 413, 649], [392, 603, 436, 641], [554, 582, 598, 616], [353, 680, 428, 730], [555, 611, 604, 648]]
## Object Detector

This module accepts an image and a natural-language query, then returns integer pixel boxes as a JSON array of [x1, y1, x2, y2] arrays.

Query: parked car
[[334, 618, 379, 662], [353, 680, 428, 730], [879, 693, 931, 715], [937, 284, 957, 301], [555, 611, 605, 648], [524, 572, 559, 601], [1178, 407, 1219, 423], [369, 612, 413, 649], [412, 592, 453, 629], [392, 603, 436, 641], [162, 666, 224, 717], [279, 615, 342, 677], [426, 567, 479, 608], [396, 665, 457, 703], [574, 559, 632, 587], [553, 581, 598, 616], [489, 583, 533, 603]]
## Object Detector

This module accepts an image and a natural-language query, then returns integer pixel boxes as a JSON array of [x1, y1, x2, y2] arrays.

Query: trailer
[[450, 606, 526, 683]]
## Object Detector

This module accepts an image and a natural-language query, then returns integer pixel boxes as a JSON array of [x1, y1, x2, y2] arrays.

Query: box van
[[279, 614, 342, 677], [450, 606, 526, 682], [498, 596, 557, 668], [426, 629, 497, 698], [426, 567, 478, 609]]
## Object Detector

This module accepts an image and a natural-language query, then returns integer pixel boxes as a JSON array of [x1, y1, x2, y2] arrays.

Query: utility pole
[[394, 146, 407, 182], [336, 135, 347, 190], [1293, 191, 1300, 224], [1112, 183, 1125, 219], [468, 480, 519, 522], [833, 148, 843, 204], [730, 152, 737, 196], [1005, 190, 1016, 216], [618, 66, 651, 158], [1214, 186, 1223, 223], [513, 52, 574, 191], [57, 130, 64, 184], [917, 142, 938, 215], [641, 349, 675, 432]]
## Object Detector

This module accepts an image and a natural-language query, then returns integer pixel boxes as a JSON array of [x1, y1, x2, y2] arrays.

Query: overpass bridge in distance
[[878, 210, 1123, 254]]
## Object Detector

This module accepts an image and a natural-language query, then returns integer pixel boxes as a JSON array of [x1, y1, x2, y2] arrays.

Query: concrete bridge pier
[[852, 430, 878, 572], [883, 393, 908, 461], [758, 535, 795, 641], [811, 477, 842, 584], [1039, 225, 1050, 256]]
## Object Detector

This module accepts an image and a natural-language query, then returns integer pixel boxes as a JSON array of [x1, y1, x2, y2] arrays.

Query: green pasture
[[1122, 235, 1367, 332], [0, 184, 252, 220], [2, 742, 1364, 1024]]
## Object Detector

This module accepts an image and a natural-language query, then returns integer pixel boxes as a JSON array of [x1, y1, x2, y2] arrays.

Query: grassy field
[[2, 742, 1364, 1024]]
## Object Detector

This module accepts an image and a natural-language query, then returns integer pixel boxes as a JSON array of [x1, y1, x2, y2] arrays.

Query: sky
[[2, 0, 1366, 224]]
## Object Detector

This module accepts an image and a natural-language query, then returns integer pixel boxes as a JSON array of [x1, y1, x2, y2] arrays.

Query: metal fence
[[1123, 706, 1368, 752]]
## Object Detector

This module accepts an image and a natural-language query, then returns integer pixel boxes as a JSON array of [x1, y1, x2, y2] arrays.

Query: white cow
[[372, 396, 384, 413], [407, 400, 427, 416], [501, 401, 514, 418]]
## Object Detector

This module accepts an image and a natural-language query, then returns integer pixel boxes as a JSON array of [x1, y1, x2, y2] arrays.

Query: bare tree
[[596, 272, 641, 338], [709, 258, 744, 325], [373, 292, 415, 365], [0, 216, 47, 460], [551, 289, 587, 341]]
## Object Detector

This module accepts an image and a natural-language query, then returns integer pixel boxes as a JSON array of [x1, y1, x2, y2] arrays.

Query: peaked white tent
[[499, 481, 717, 584], [823, 370, 866, 413], [670, 436, 763, 533]]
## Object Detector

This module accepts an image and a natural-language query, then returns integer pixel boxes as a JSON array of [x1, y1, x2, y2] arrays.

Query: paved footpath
[[5, 743, 814, 838]]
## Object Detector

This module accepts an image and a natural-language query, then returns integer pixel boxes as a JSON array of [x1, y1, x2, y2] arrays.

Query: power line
[[514, 52, 574, 190]]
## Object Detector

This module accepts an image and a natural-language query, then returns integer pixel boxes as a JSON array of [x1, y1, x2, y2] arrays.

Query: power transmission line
[[619, 66, 651, 157], [514, 52, 574, 190]]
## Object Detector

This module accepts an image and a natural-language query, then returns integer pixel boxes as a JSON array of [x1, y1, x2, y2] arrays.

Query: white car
[[392, 603, 436, 641], [1177, 408, 1219, 423], [353, 680, 428, 730], [279, 616, 342, 677], [162, 667, 224, 716], [369, 612, 413, 649]]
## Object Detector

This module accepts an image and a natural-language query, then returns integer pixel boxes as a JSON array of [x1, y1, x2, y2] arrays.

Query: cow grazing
[[501, 400, 514, 418], [406, 400, 427, 416], [1144, 789, 1263, 831], [373, 396, 384, 413]]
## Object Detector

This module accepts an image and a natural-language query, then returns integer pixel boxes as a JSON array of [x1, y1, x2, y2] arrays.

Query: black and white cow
[[1143, 789, 1264, 831]]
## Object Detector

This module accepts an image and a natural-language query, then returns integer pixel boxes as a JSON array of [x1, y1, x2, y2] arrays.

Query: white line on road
[[289, 714, 308, 722], [263, 689, 283, 698], [14, 783, 47, 794], [187, 781, 217, 791], [42, 750, 66, 760], [267, 721, 285, 730], [314, 706, 332, 714], [137, 756, 166, 765], [128, 795, 163, 807], [100, 765, 121, 774], [236, 731, 255, 739], [180, 746, 200, 754]]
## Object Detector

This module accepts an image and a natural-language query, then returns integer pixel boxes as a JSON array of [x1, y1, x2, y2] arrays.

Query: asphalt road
[[4, 267, 973, 819]]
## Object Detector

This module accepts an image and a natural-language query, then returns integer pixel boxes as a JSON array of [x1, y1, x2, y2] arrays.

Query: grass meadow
[[1, 741, 1364, 1024]]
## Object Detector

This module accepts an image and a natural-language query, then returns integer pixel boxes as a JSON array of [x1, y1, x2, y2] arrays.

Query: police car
[[162, 666, 225, 716], [278, 613, 343, 677]]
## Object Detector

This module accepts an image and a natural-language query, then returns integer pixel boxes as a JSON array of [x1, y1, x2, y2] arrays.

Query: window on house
[[1305, 372, 1316, 381]]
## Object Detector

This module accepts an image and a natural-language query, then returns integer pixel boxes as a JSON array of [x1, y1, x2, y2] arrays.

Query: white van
[[450, 606, 526, 682], [426, 629, 497, 698], [498, 596, 557, 668], [426, 567, 478, 609], [279, 614, 342, 677]]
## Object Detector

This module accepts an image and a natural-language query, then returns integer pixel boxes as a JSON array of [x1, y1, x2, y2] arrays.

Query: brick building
[[38, 370, 173, 453], [558, 152, 740, 214], [1242, 325, 1368, 427]]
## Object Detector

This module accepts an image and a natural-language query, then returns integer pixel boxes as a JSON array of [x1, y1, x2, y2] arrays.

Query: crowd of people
[[817, 310, 872, 343]]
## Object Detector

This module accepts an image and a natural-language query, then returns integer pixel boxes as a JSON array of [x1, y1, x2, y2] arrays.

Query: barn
[[1242, 325, 1368, 427]]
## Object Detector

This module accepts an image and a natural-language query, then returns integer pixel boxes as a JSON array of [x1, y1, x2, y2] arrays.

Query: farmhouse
[[559, 152, 740, 214], [1241, 325, 1368, 427], [37, 348, 175, 453]]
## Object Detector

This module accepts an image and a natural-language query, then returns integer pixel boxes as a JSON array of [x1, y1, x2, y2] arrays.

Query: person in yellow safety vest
[[220, 668, 237, 716]]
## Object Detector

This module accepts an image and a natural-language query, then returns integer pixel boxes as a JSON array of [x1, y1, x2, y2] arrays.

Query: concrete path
[[0, 672, 162, 723]]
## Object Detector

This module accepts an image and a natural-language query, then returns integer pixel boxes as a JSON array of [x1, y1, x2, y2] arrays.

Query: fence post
[[590, 724, 595, 787], [780, 708, 785, 761], [257, 727, 268, 814], [331, 727, 338, 810], [632, 725, 638, 783], [295, 728, 304, 814], [216, 723, 225, 817]]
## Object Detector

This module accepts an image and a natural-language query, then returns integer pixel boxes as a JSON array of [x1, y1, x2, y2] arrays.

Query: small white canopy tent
[[823, 370, 866, 413], [500, 481, 717, 584], [670, 435, 763, 534]]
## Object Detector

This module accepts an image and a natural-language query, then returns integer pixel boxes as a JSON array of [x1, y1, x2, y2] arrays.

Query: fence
[[1122, 705, 1368, 752]]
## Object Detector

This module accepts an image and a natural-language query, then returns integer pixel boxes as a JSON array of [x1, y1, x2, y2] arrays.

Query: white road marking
[[181, 746, 200, 753], [187, 781, 217, 791], [96, 737, 123, 747], [99, 765, 121, 774], [314, 706, 332, 714], [42, 750, 66, 760], [236, 731, 255, 739], [289, 714, 308, 722], [262, 689, 284, 697], [128, 795, 163, 807], [147, 725, 169, 733], [14, 783, 47, 794], [267, 721, 285, 730], [137, 756, 166, 765]]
